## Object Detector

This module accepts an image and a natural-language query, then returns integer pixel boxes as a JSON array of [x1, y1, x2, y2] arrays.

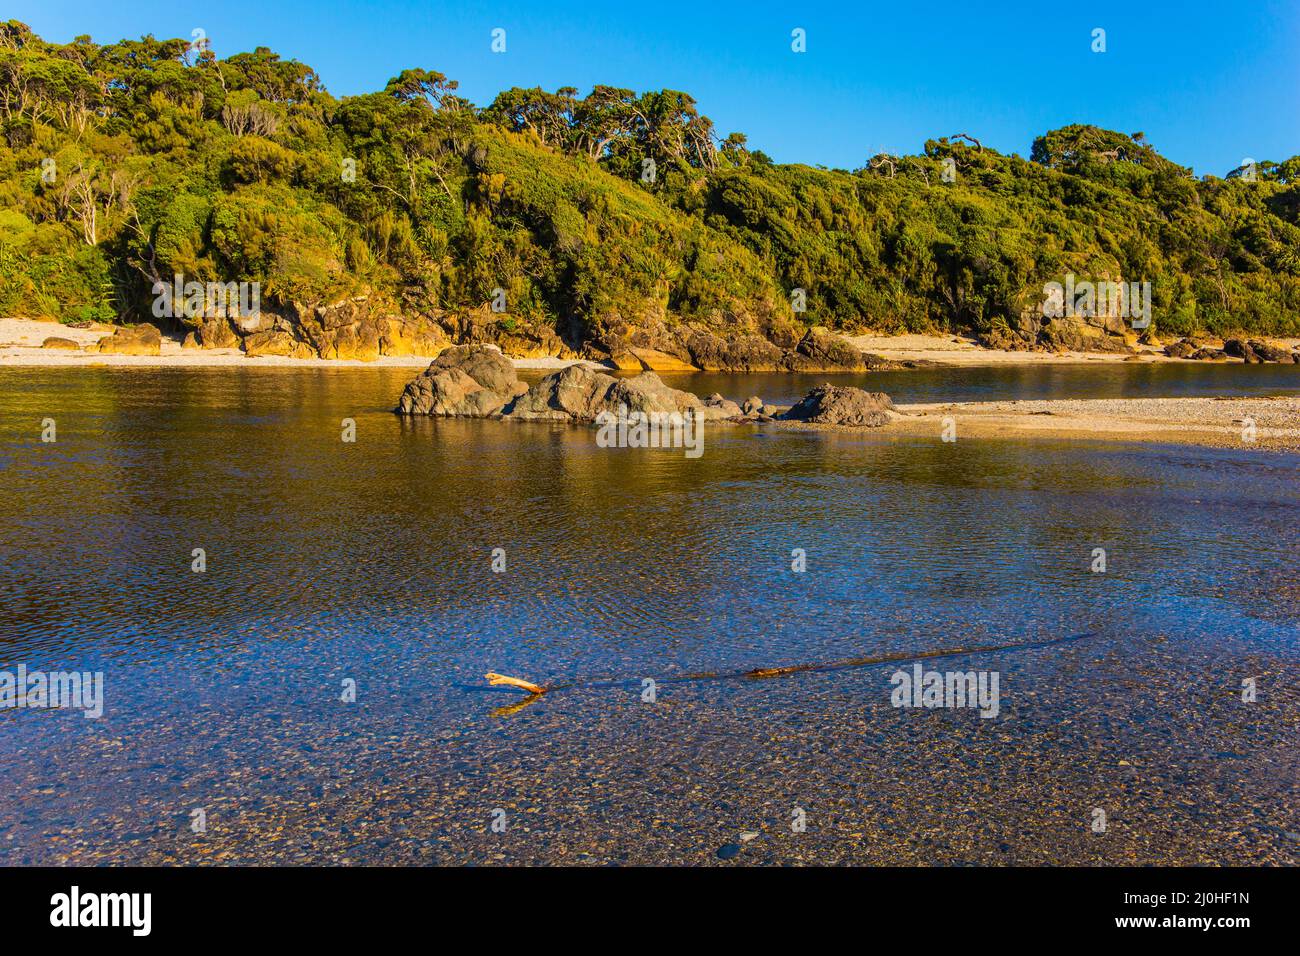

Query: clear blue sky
[[15, 0, 1300, 175]]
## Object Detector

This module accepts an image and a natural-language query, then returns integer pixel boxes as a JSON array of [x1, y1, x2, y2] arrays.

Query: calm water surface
[[0, 364, 1296, 864]]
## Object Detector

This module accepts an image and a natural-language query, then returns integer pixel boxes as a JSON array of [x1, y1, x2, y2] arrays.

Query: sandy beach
[[884, 396, 1300, 452], [851, 331, 1300, 366], [8, 318, 1297, 371]]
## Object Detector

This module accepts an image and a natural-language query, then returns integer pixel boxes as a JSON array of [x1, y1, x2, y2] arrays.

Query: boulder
[[41, 336, 80, 350], [507, 364, 624, 421], [781, 384, 895, 427], [1246, 339, 1296, 363], [1164, 339, 1198, 359], [607, 371, 704, 418], [427, 344, 523, 393], [395, 345, 899, 430], [757, 314, 808, 351], [91, 324, 162, 356], [702, 393, 743, 420], [511, 367, 699, 421], [397, 367, 509, 417], [396, 344, 527, 417], [1189, 347, 1228, 361], [1222, 339, 1258, 362], [402, 347, 714, 424], [978, 313, 1041, 351], [507, 365, 707, 422], [181, 332, 200, 349]]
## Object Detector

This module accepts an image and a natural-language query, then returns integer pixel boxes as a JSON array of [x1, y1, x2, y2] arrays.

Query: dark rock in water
[[1163, 338, 1198, 359], [780, 384, 895, 427], [427, 344, 523, 392], [399, 345, 737, 423], [509, 365, 720, 422], [609, 371, 711, 418], [1189, 347, 1228, 361], [507, 364, 620, 421], [703, 393, 743, 418], [397, 345, 900, 431], [397, 366, 508, 417], [715, 843, 742, 860], [395, 345, 527, 417]]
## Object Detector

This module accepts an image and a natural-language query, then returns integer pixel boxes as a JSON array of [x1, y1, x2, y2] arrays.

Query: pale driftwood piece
[[485, 672, 546, 695]]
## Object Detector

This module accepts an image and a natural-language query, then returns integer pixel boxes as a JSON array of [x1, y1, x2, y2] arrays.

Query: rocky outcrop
[[979, 305, 1138, 355], [703, 393, 743, 418], [91, 323, 162, 356], [427, 344, 523, 393], [780, 384, 896, 427], [594, 313, 898, 373], [1163, 337, 1297, 363], [507, 365, 727, 422], [1223, 338, 1298, 364], [41, 336, 80, 350], [1038, 315, 1134, 353], [170, 285, 906, 372], [788, 327, 877, 371], [394, 346, 896, 429], [682, 329, 786, 371], [395, 345, 529, 416]]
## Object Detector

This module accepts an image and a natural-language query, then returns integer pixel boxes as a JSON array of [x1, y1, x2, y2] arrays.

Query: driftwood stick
[[485, 672, 547, 695]]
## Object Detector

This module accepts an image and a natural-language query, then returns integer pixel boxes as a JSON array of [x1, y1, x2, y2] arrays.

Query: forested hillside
[[3, 21, 1298, 363]]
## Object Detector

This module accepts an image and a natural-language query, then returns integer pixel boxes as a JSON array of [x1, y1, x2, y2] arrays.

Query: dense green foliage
[[3, 21, 1298, 343]]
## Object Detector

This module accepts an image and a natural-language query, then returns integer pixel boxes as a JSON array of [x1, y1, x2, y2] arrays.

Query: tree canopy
[[2, 21, 1297, 340]]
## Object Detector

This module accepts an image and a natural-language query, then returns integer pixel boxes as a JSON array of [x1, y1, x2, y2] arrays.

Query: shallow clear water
[[662, 360, 1300, 406], [0, 365, 1296, 865]]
